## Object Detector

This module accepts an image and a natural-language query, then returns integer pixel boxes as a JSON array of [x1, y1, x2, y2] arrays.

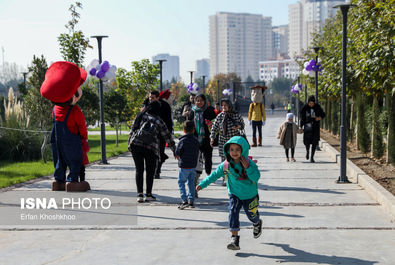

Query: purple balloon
[[306, 64, 313, 71], [297, 84, 302, 90], [96, 70, 105, 79], [100, 61, 110, 73], [89, 68, 97, 76]]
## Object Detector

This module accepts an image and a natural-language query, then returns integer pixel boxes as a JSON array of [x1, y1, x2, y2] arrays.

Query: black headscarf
[[308, 95, 316, 103], [221, 98, 236, 135], [146, 100, 161, 116]]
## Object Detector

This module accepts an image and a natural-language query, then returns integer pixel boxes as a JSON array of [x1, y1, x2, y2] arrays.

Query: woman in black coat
[[300, 96, 325, 163], [187, 94, 217, 183]]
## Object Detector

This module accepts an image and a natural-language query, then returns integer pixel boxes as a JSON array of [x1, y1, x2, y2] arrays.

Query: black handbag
[[304, 123, 313, 133]]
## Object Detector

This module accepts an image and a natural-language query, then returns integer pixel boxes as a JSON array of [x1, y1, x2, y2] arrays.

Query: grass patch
[[0, 134, 129, 189], [173, 121, 183, 131], [88, 124, 130, 131]]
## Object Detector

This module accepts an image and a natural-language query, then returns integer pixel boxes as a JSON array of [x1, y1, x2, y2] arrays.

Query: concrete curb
[[320, 140, 395, 221]]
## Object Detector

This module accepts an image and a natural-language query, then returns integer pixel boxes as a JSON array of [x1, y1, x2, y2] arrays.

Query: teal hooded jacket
[[198, 136, 260, 200]]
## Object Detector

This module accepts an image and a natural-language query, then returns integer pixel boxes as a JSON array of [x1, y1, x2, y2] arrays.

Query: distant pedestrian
[[300, 96, 325, 163], [277, 113, 300, 162], [214, 102, 221, 115], [196, 136, 262, 250], [287, 101, 292, 113], [270, 102, 275, 115], [175, 121, 200, 209]]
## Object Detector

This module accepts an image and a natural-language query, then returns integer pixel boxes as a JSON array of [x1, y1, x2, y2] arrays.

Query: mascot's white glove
[[249, 120, 252, 126], [262, 120, 266, 126]]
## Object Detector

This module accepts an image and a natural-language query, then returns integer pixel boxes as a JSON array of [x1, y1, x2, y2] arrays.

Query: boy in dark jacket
[[175, 121, 200, 209]]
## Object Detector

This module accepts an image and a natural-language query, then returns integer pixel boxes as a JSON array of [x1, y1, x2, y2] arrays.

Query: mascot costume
[[248, 85, 267, 147], [40, 61, 90, 192]]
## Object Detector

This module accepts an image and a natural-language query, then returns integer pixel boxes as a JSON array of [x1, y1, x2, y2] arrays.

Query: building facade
[[258, 59, 300, 83], [288, 0, 346, 58], [151, 53, 180, 82], [273, 25, 289, 58], [209, 12, 273, 81], [195, 59, 210, 82]]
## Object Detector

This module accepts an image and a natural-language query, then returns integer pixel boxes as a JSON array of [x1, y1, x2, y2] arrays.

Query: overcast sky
[[0, 0, 293, 82]]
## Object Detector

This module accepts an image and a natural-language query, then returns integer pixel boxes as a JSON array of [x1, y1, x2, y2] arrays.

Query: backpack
[[133, 117, 158, 145]]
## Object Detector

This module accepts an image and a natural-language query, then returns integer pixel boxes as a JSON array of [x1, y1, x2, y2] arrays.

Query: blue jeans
[[178, 168, 196, 202], [228, 194, 260, 231]]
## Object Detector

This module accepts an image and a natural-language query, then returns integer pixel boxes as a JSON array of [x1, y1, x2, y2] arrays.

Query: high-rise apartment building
[[151, 53, 180, 82], [273, 25, 289, 58], [209, 12, 273, 81], [195, 59, 210, 82], [289, 0, 346, 58]]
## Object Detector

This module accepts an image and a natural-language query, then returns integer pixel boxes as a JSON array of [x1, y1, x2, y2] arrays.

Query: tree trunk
[[349, 96, 355, 142], [387, 90, 395, 165], [372, 96, 384, 159], [116, 124, 119, 147]]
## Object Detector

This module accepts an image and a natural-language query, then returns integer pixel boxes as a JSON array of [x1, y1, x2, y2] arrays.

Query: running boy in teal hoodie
[[196, 136, 262, 250]]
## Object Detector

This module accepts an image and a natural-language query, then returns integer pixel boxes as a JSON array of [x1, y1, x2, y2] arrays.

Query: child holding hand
[[196, 136, 262, 250]]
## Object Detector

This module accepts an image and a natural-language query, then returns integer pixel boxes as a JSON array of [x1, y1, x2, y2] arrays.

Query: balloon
[[89, 68, 97, 76], [109, 65, 117, 73], [109, 78, 117, 87], [100, 61, 110, 72], [304, 61, 309, 68], [96, 70, 105, 79], [104, 70, 115, 80], [306, 64, 313, 71], [302, 69, 309, 75], [89, 59, 100, 69], [187, 83, 200, 94]]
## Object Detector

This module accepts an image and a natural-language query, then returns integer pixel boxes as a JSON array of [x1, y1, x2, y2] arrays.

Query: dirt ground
[[320, 129, 395, 196]]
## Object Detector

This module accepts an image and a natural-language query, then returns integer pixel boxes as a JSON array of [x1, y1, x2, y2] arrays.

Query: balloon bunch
[[223, 88, 232, 96], [291, 83, 302, 94], [186, 83, 200, 95], [88, 59, 117, 82], [303, 59, 322, 77]]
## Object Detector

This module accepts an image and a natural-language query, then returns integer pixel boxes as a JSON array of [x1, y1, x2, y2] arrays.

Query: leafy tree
[[356, 94, 370, 153], [104, 89, 127, 146], [78, 79, 100, 126], [57, 2, 91, 67], [23, 55, 52, 130], [170, 80, 188, 103], [118, 59, 159, 124], [206, 73, 241, 102]]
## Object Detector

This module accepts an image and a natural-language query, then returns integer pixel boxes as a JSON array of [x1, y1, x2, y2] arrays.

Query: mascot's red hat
[[40, 61, 87, 103], [159, 89, 171, 100]]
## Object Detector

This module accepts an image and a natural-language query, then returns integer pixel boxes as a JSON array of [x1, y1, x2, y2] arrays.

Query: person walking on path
[[148, 90, 173, 179], [182, 94, 195, 119], [196, 136, 262, 250], [287, 101, 292, 113], [277, 113, 300, 162], [270, 102, 275, 115], [128, 101, 176, 202], [211, 99, 245, 161], [300, 96, 325, 163], [187, 94, 217, 188], [175, 121, 200, 209], [248, 85, 266, 147]]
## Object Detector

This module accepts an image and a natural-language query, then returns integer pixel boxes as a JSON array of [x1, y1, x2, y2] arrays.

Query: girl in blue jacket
[[196, 136, 262, 250]]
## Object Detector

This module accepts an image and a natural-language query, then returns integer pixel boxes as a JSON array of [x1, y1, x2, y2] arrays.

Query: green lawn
[[0, 134, 129, 189], [88, 124, 130, 132]]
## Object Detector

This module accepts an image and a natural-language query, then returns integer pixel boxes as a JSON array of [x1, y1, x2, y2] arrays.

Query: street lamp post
[[188, 71, 194, 85], [334, 4, 355, 183], [91, 35, 108, 164], [216, 80, 220, 103], [21, 71, 28, 89], [156, 59, 166, 91], [304, 84, 307, 104]]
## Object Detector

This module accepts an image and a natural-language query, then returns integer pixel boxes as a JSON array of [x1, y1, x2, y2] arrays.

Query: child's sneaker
[[253, 219, 262, 238], [188, 202, 195, 208], [145, 194, 157, 202], [178, 201, 188, 210], [137, 194, 144, 203], [227, 235, 240, 250]]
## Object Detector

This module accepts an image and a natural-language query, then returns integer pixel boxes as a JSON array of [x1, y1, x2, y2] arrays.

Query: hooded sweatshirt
[[198, 136, 260, 200]]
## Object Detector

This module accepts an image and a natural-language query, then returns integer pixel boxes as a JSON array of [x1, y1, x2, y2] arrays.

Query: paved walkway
[[0, 113, 394, 265]]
